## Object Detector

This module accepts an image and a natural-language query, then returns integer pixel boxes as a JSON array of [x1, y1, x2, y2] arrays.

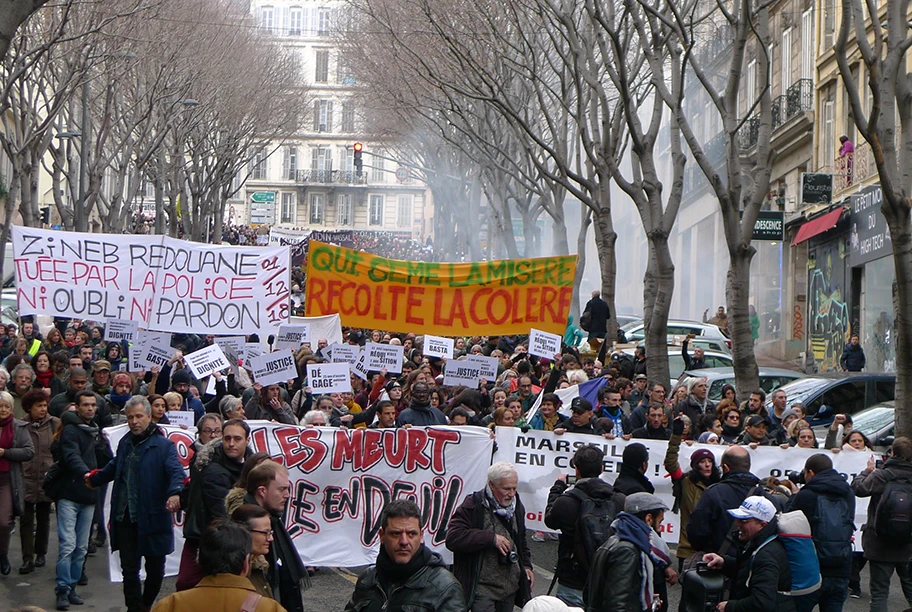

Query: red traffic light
[[353, 142, 363, 152]]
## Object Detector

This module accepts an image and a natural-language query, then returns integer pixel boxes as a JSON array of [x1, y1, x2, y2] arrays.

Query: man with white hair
[[447, 462, 534, 611]]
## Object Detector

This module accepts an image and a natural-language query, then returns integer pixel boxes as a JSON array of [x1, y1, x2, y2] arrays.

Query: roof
[[681, 367, 803, 378]]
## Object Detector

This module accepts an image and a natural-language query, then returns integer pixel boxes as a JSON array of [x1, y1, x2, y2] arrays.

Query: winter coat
[[89, 425, 184, 557], [57, 410, 105, 506], [48, 388, 113, 429], [840, 342, 866, 371], [225, 487, 274, 599], [545, 477, 626, 590], [612, 465, 656, 496], [555, 416, 608, 436], [343, 548, 466, 612], [851, 457, 912, 563], [585, 533, 650, 612], [631, 424, 670, 440], [664, 434, 713, 559], [22, 414, 59, 503], [397, 400, 447, 427], [583, 296, 609, 340], [687, 470, 763, 554], [152, 573, 286, 612], [721, 519, 796, 612], [674, 395, 716, 429], [244, 396, 297, 425], [786, 467, 855, 578], [1, 419, 35, 515], [681, 341, 707, 370], [446, 490, 532, 607], [183, 439, 251, 539]]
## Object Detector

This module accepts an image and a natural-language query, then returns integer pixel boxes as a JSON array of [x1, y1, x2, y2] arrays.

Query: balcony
[[771, 79, 813, 130], [294, 169, 367, 185], [739, 115, 761, 150], [834, 141, 875, 192]]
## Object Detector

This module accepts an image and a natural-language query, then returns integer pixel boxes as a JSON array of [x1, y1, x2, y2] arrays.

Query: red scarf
[[0, 414, 14, 473], [35, 368, 54, 389]]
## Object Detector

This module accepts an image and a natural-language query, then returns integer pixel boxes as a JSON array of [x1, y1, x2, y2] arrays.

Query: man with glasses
[[244, 460, 309, 612]]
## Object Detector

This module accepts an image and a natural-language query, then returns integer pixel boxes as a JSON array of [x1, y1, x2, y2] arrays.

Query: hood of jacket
[[61, 409, 94, 428], [193, 437, 225, 471], [720, 469, 760, 488], [574, 476, 617, 499], [804, 467, 853, 498], [226, 486, 246, 511]]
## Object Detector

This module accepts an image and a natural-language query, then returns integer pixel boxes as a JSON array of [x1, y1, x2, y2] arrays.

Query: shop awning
[[791, 208, 845, 246]]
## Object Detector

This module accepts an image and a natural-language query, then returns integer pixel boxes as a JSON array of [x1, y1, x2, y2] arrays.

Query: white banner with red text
[[102, 423, 493, 581], [491, 427, 871, 547]]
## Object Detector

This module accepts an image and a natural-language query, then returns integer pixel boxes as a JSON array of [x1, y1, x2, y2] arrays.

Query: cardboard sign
[[528, 328, 561, 358], [330, 343, 360, 364], [216, 336, 246, 357], [466, 354, 499, 382], [275, 325, 311, 349], [248, 349, 298, 386], [105, 319, 139, 342], [244, 343, 262, 362], [443, 360, 482, 388], [364, 343, 403, 374], [183, 344, 230, 380], [350, 350, 369, 380], [424, 335, 454, 359], [142, 334, 175, 370], [307, 363, 352, 394], [166, 410, 195, 428]]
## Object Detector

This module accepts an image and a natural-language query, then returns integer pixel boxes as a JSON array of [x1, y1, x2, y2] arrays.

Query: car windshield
[[621, 321, 641, 333], [852, 405, 895, 438], [766, 377, 829, 408]]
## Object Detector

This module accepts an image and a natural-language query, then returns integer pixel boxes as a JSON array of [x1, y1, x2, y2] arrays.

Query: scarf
[[483, 483, 516, 520], [35, 368, 54, 388], [375, 542, 432, 587], [0, 414, 13, 472], [611, 512, 672, 611], [130, 420, 158, 444], [109, 391, 132, 411], [541, 413, 561, 432]]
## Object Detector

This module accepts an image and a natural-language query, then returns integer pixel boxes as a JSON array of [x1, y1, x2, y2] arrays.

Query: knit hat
[[690, 448, 716, 470], [111, 372, 132, 388], [171, 368, 193, 385], [622, 442, 650, 467], [779, 409, 798, 423]]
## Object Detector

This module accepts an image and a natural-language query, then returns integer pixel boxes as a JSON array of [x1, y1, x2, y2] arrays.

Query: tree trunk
[[882, 203, 912, 437], [727, 246, 760, 401], [571, 203, 591, 321], [592, 199, 618, 346], [0, 166, 21, 277], [643, 233, 674, 389]]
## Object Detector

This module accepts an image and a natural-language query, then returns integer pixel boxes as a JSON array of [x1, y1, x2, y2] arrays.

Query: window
[[746, 58, 757, 109], [282, 146, 297, 180], [823, 0, 835, 50], [370, 156, 385, 183], [313, 99, 333, 132], [260, 6, 275, 33], [311, 147, 330, 182], [341, 148, 354, 173], [337, 194, 352, 225], [310, 194, 324, 224], [341, 103, 355, 133], [781, 28, 792, 92], [397, 194, 412, 228], [289, 7, 303, 35], [281, 192, 294, 223], [317, 8, 332, 36], [801, 9, 814, 81], [250, 147, 267, 180], [369, 195, 383, 225], [315, 50, 329, 83], [823, 99, 834, 163]]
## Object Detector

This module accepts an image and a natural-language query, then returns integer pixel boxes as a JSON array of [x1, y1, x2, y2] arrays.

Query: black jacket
[[583, 296, 609, 338], [674, 395, 716, 429], [721, 519, 797, 612], [681, 340, 707, 370], [613, 465, 656, 496], [585, 533, 651, 612], [840, 342, 865, 371], [786, 468, 855, 578], [545, 477, 625, 590], [631, 424, 670, 440], [556, 416, 608, 436], [687, 470, 763, 554], [48, 387, 113, 429], [343, 547, 466, 612], [397, 400, 447, 427], [56, 410, 104, 506], [183, 439, 250, 539], [851, 458, 912, 563], [446, 490, 532, 607]]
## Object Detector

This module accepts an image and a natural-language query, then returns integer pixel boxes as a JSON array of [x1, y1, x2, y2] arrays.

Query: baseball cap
[[92, 360, 111, 372], [727, 495, 777, 522], [635, 374, 647, 381], [624, 492, 669, 514], [570, 397, 592, 414], [746, 415, 768, 428]]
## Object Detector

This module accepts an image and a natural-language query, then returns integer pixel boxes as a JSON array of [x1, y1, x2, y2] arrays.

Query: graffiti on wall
[[808, 241, 849, 372]]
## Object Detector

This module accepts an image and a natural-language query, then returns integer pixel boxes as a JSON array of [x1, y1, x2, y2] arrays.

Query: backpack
[[566, 488, 618, 572], [873, 470, 912, 544], [750, 511, 821, 596], [813, 494, 854, 572], [579, 310, 592, 332]]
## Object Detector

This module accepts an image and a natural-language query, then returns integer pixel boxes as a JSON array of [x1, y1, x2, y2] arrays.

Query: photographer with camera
[[447, 462, 534, 612], [785, 453, 855, 612]]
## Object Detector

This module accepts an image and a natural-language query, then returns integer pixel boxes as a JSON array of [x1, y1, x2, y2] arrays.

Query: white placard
[[166, 410, 195, 428], [248, 349, 298, 386], [350, 350, 369, 380], [205, 374, 218, 396], [244, 343, 262, 361], [307, 363, 352, 394], [216, 336, 246, 356], [424, 335, 454, 359], [275, 324, 311, 349], [466, 354, 499, 381], [105, 320, 139, 342], [443, 359, 482, 388], [142, 335, 175, 370], [183, 344, 230, 380], [330, 343, 360, 364], [528, 328, 562, 358], [364, 343, 403, 374]]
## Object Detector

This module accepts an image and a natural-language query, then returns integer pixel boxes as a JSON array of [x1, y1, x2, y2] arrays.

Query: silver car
[[621, 319, 732, 354]]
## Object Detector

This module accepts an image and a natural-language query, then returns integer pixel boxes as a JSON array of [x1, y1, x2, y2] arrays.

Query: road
[[2, 521, 910, 611]]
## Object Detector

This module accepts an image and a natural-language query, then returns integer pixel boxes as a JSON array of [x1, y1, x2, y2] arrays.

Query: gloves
[[672, 417, 685, 436]]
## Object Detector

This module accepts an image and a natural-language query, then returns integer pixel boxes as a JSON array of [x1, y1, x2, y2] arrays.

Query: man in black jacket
[[583, 290, 610, 351], [554, 398, 607, 437], [447, 462, 533, 611], [681, 336, 707, 370], [703, 496, 797, 612], [176, 418, 251, 591], [346, 500, 465, 612], [786, 453, 855, 611], [545, 445, 625, 608], [613, 443, 656, 496], [631, 404, 670, 440]]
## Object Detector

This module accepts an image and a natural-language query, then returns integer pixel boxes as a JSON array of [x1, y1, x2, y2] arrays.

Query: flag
[[525, 376, 609, 422]]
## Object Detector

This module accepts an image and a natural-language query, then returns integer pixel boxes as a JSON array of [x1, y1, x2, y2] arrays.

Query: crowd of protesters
[[0, 311, 908, 612]]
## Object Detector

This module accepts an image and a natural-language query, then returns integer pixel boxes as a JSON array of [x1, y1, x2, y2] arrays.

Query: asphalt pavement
[[2, 519, 910, 611]]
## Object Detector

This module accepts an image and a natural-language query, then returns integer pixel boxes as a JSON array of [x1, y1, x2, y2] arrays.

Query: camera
[[566, 475, 578, 485], [499, 548, 518, 565], [876, 459, 885, 469], [786, 470, 805, 485]]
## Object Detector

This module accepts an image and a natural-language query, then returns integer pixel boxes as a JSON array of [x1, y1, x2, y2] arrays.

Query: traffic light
[[353, 142, 363, 177], [39, 206, 50, 225]]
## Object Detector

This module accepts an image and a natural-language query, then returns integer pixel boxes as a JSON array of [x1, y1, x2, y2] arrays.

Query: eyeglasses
[[201, 428, 222, 435], [726, 414, 740, 421], [251, 528, 274, 538]]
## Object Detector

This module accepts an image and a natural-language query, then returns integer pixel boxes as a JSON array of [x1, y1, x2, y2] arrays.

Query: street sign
[[750, 210, 784, 241], [250, 191, 276, 203], [800, 173, 833, 204], [395, 166, 409, 182]]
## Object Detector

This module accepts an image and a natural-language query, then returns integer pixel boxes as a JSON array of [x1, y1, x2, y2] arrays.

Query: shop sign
[[848, 184, 892, 267]]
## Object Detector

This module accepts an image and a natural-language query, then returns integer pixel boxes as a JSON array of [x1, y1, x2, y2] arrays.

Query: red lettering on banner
[[166, 430, 196, 469], [372, 286, 388, 320], [229, 276, 253, 299], [362, 428, 384, 471], [384, 429, 409, 467], [406, 429, 431, 472], [250, 427, 270, 456], [388, 285, 406, 320], [307, 278, 327, 313], [487, 290, 511, 325], [426, 429, 459, 474], [524, 287, 540, 323], [433, 290, 447, 325], [469, 288, 491, 325], [332, 429, 358, 469], [275, 428, 327, 471], [405, 287, 424, 325], [128, 269, 156, 292]]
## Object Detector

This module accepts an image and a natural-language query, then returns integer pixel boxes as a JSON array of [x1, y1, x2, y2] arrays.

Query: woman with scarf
[[106, 372, 135, 422], [31, 351, 66, 398], [586, 492, 674, 612], [447, 462, 533, 611], [720, 405, 743, 444], [19, 389, 59, 574], [663, 415, 721, 571], [0, 389, 36, 574]]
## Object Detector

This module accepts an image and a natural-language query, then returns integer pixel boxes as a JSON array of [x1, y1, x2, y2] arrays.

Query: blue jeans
[[817, 576, 849, 612], [55, 499, 94, 592], [556, 584, 584, 608]]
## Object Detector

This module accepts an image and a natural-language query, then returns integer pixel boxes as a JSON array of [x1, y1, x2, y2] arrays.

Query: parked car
[[676, 367, 805, 401], [620, 319, 732, 354], [765, 373, 895, 428], [616, 314, 641, 329], [620, 346, 733, 388], [815, 402, 895, 452]]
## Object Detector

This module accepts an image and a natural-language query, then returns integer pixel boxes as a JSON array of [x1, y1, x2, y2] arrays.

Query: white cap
[[521, 596, 584, 612], [727, 495, 776, 522]]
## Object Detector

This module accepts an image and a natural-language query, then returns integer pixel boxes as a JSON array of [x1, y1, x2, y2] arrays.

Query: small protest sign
[[330, 343, 360, 364], [216, 336, 246, 357], [244, 343, 262, 361], [364, 343, 403, 374], [167, 411, 195, 428], [105, 320, 139, 342], [248, 349, 298, 387], [275, 325, 311, 349], [466, 354, 499, 381], [350, 350, 369, 380], [424, 335, 454, 359], [443, 360, 482, 388], [528, 328, 561, 358], [306, 363, 352, 394], [183, 344, 230, 380]]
